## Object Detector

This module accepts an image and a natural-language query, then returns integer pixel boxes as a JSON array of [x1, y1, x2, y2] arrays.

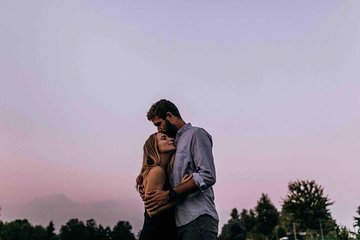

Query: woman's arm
[[144, 166, 175, 217]]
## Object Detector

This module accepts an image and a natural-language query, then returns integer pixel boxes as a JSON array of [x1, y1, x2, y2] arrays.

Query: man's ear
[[166, 112, 174, 119], [166, 112, 177, 124]]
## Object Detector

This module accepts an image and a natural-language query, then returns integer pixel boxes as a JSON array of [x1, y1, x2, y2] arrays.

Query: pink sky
[[1, 0, 360, 234]]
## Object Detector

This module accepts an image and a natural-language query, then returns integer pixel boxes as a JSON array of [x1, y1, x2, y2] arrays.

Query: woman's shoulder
[[146, 166, 166, 179], [144, 166, 166, 180], [143, 166, 166, 187]]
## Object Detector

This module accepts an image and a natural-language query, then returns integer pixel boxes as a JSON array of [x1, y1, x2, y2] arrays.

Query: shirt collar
[[175, 122, 192, 144]]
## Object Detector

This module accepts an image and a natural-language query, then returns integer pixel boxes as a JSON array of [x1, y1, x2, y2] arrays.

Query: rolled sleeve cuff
[[192, 172, 207, 190]]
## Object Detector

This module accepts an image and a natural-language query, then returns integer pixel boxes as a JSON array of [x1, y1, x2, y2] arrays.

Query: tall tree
[[0, 220, 4, 240], [46, 221, 57, 240], [85, 219, 98, 240], [354, 206, 360, 239], [59, 219, 89, 240], [97, 225, 111, 240], [111, 221, 135, 240], [239, 208, 257, 234], [255, 193, 280, 240], [282, 180, 334, 235], [219, 208, 246, 240], [1, 219, 32, 240], [31, 225, 48, 240]]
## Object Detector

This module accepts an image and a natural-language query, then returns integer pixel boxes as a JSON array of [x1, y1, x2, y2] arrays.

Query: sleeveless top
[[139, 178, 178, 240]]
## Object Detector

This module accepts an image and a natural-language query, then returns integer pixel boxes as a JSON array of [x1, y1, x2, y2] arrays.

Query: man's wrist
[[168, 188, 177, 202]]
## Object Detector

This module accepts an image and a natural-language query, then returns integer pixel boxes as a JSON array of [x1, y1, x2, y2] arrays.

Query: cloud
[[3, 194, 144, 233]]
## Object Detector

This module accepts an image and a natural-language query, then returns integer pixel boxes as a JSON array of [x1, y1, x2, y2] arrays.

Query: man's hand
[[143, 174, 193, 212], [144, 190, 169, 212], [138, 184, 145, 200]]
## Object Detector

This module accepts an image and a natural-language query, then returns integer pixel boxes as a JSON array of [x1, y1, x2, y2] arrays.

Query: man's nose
[[157, 127, 162, 132]]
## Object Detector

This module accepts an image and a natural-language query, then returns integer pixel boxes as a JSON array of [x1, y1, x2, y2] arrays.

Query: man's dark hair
[[147, 99, 182, 120]]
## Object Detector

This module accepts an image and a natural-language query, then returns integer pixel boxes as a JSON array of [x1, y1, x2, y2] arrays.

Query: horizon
[[0, 182, 355, 234]]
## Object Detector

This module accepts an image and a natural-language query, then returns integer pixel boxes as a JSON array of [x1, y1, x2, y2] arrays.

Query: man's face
[[151, 115, 178, 138]]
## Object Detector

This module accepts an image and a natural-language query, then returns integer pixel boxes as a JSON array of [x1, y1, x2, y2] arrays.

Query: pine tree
[[219, 208, 246, 240], [46, 221, 57, 240], [282, 179, 335, 237], [354, 206, 360, 239], [255, 193, 280, 240]]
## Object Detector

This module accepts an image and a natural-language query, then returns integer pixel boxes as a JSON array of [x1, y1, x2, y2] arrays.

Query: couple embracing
[[136, 99, 219, 240]]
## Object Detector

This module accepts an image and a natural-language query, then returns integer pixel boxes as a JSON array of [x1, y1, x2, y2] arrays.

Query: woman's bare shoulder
[[144, 166, 166, 191], [146, 166, 166, 179]]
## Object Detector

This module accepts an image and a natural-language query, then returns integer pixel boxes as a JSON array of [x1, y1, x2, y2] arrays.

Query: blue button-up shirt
[[171, 123, 219, 227]]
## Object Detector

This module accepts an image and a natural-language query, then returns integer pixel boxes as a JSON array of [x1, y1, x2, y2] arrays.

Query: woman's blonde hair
[[136, 133, 161, 191]]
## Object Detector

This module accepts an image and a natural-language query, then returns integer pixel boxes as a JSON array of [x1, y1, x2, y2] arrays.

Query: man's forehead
[[151, 116, 164, 124]]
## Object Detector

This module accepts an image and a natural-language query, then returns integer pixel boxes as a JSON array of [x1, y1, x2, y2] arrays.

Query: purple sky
[[1, 0, 360, 234]]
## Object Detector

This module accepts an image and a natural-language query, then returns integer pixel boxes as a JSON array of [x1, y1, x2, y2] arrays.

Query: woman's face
[[156, 132, 176, 154]]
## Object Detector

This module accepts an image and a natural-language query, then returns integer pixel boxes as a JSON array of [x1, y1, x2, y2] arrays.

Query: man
[[144, 99, 219, 240]]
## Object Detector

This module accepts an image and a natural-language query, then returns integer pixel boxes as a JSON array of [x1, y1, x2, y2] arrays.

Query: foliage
[[85, 219, 98, 240], [0, 218, 135, 240], [32, 225, 48, 240], [239, 208, 257, 234], [320, 217, 338, 237], [354, 206, 360, 239], [255, 193, 280, 240], [337, 225, 351, 240], [0, 180, 350, 240], [0, 221, 4, 240], [96, 225, 112, 240], [274, 225, 287, 239], [0, 219, 33, 240], [282, 179, 334, 233], [59, 218, 89, 240], [46, 221, 57, 240], [111, 221, 136, 240], [219, 208, 246, 240], [220, 194, 280, 240]]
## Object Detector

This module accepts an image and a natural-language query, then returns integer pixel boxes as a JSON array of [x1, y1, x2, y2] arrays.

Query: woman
[[136, 132, 182, 240]]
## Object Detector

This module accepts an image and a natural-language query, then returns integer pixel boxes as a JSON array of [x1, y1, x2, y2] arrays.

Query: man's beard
[[164, 119, 178, 138]]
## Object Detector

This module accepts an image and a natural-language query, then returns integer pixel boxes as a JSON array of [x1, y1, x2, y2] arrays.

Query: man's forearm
[[173, 179, 198, 198]]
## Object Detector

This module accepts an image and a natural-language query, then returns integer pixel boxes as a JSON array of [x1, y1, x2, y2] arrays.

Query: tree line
[[0, 219, 135, 240], [219, 179, 360, 240], [1, 179, 359, 240]]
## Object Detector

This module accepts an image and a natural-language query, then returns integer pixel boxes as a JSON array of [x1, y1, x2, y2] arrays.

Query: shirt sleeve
[[190, 128, 216, 190]]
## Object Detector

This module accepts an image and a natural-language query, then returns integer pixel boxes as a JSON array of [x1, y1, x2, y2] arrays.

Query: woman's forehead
[[157, 132, 167, 138]]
